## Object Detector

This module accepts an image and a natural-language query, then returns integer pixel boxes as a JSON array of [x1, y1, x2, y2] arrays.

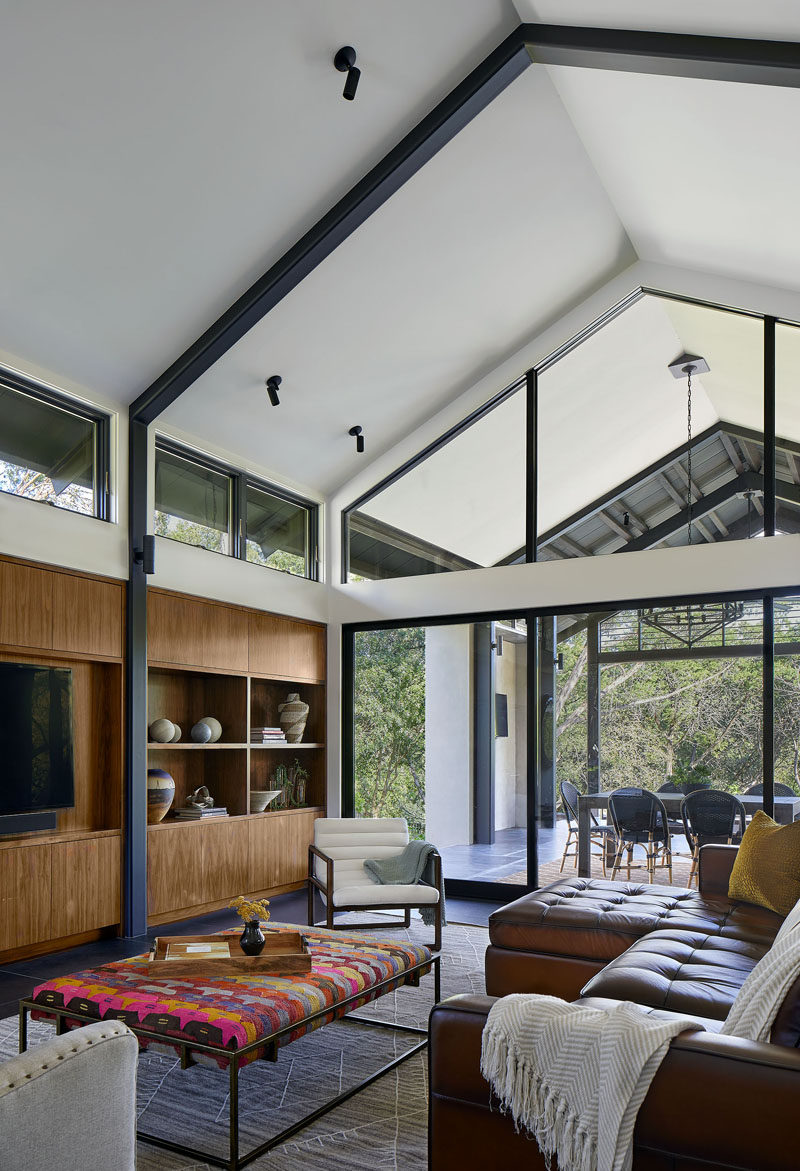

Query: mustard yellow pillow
[[728, 810, 800, 916]]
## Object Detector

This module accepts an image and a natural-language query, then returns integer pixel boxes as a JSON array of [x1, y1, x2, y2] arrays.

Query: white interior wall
[[494, 642, 519, 831], [424, 625, 474, 849]]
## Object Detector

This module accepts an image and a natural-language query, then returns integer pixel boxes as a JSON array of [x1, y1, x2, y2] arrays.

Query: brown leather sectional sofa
[[430, 845, 800, 1170]]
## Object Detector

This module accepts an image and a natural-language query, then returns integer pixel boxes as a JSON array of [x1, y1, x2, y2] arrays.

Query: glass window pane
[[347, 386, 525, 581], [154, 448, 231, 553], [245, 484, 308, 576], [0, 384, 96, 515], [537, 293, 764, 559], [547, 599, 763, 890]]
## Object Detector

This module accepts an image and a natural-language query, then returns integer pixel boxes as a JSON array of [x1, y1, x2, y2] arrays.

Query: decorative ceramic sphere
[[199, 716, 222, 743], [170, 723, 182, 743], [147, 768, 175, 824], [191, 720, 212, 743], [149, 718, 175, 744]]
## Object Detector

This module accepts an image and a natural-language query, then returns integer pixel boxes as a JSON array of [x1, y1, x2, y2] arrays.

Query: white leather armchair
[[308, 817, 443, 950], [0, 1019, 138, 1171]]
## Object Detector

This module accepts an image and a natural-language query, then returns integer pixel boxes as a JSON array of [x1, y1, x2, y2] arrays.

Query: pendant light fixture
[[668, 352, 709, 545]]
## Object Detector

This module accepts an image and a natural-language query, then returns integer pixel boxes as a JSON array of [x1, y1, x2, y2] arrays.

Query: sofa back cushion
[[728, 811, 800, 916], [313, 817, 409, 886]]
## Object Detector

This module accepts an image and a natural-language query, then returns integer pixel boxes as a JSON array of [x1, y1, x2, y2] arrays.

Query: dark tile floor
[[0, 888, 501, 1019], [439, 820, 568, 882]]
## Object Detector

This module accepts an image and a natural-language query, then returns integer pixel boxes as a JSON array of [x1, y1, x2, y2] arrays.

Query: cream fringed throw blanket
[[721, 918, 800, 1041], [480, 995, 703, 1171]]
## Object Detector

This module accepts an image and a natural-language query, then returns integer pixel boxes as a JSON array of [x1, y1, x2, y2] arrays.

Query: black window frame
[[154, 437, 319, 581], [0, 368, 111, 522], [340, 285, 786, 581]]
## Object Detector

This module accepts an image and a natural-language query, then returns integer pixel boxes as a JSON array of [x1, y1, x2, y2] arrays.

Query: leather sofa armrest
[[697, 843, 738, 895], [430, 995, 800, 1171]]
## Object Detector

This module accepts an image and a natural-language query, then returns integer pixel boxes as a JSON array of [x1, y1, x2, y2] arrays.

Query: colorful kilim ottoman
[[27, 923, 434, 1069], [23, 923, 439, 1169]]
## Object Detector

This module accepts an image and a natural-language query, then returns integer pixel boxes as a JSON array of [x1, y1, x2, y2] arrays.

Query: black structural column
[[586, 619, 601, 794], [763, 595, 775, 820], [124, 417, 150, 936]]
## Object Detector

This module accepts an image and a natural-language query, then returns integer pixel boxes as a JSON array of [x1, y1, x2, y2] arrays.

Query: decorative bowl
[[250, 789, 282, 813]]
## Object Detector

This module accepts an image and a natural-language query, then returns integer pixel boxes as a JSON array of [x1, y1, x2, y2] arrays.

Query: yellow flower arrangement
[[229, 895, 271, 924]]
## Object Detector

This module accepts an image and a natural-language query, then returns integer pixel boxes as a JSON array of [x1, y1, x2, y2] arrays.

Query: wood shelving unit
[[0, 555, 125, 962], [145, 588, 327, 923]]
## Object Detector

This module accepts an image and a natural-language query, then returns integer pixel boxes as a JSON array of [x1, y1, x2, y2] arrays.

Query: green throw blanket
[[363, 841, 445, 928]]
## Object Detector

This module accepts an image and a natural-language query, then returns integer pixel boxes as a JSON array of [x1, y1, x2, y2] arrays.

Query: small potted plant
[[229, 896, 271, 955], [287, 759, 309, 807]]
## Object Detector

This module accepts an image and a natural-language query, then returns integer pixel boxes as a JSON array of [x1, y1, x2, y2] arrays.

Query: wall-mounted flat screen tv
[[0, 664, 74, 814]]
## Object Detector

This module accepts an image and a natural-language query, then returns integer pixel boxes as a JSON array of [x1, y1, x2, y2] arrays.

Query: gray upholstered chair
[[0, 1019, 138, 1171], [308, 817, 443, 950]]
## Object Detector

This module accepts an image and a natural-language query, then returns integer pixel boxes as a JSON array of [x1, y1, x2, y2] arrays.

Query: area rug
[[0, 918, 488, 1170]]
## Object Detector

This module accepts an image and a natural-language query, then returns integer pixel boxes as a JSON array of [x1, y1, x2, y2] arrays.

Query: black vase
[[240, 919, 266, 956]]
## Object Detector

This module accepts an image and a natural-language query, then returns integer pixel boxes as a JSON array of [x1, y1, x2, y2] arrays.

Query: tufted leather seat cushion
[[489, 877, 782, 965], [579, 927, 771, 1020]]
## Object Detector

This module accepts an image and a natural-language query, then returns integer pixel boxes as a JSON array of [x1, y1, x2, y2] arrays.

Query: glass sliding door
[[351, 615, 531, 898]]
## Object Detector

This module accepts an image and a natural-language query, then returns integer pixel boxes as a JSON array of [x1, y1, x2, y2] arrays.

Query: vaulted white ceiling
[[0, 0, 517, 397], [4, 1, 800, 502]]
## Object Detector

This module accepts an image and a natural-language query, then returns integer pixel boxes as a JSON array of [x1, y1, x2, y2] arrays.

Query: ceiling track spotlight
[[265, 375, 282, 407], [334, 46, 360, 101], [349, 425, 365, 453]]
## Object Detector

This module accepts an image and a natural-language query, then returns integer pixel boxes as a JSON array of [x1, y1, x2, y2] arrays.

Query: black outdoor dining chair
[[743, 782, 796, 797], [681, 789, 747, 888], [607, 787, 672, 884], [559, 780, 615, 876]]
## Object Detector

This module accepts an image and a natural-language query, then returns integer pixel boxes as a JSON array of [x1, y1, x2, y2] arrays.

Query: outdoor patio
[[439, 818, 698, 889]]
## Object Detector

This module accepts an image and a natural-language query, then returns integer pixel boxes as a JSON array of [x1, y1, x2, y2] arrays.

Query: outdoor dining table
[[577, 791, 800, 878]]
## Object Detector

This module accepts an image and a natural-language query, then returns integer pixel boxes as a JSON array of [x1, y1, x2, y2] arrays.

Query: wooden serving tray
[[147, 932, 312, 977]]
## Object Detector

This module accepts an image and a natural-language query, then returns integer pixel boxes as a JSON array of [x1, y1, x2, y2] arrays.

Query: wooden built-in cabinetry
[[146, 588, 326, 923], [0, 555, 124, 962]]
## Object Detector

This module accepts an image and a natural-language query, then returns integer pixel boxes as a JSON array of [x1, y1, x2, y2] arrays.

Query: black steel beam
[[129, 30, 531, 427], [525, 369, 537, 563], [522, 23, 800, 88], [124, 416, 149, 936], [764, 317, 777, 537]]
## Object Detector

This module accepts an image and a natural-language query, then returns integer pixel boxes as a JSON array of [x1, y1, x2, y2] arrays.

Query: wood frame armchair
[[307, 817, 443, 951]]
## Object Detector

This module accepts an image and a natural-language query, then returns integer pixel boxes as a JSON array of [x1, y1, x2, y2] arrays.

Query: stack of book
[[250, 726, 287, 745], [173, 805, 229, 820]]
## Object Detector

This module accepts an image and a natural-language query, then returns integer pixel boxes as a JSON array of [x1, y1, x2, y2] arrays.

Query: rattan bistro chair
[[607, 787, 672, 884], [681, 789, 747, 889], [743, 782, 796, 797], [559, 780, 615, 876], [307, 817, 443, 951]]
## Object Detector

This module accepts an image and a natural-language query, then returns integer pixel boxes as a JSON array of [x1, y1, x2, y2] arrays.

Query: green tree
[[354, 627, 426, 836]]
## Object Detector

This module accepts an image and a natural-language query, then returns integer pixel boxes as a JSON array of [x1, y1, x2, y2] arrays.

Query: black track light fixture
[[265, 375, 282, 407], [334, 46, 360, 101], [349, 425, 365, 453]]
